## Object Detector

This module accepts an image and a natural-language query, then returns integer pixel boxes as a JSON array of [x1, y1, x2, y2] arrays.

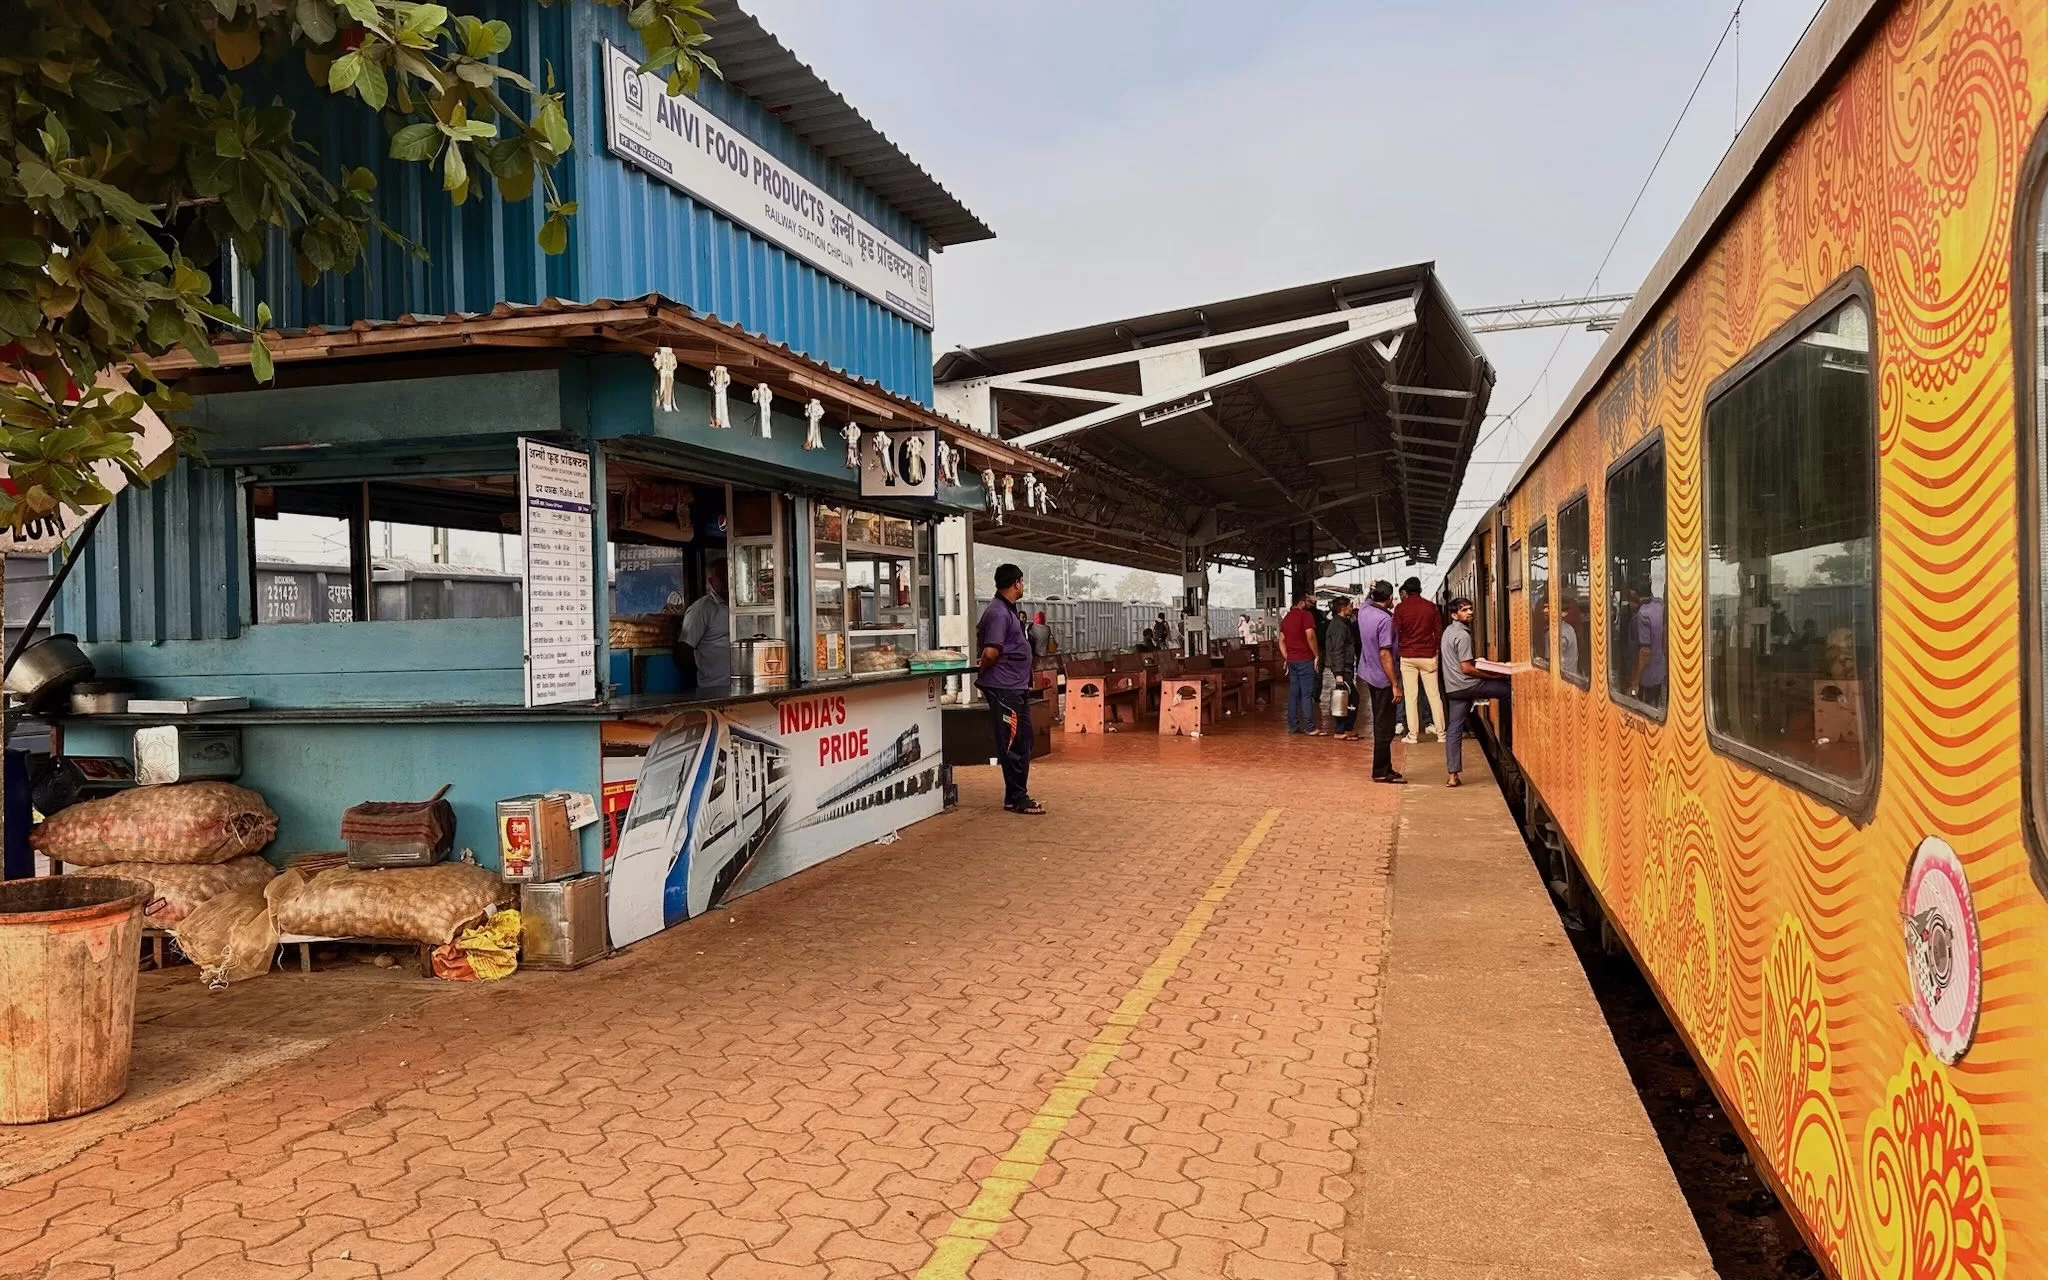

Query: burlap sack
[[270, 861, 503, 945], [78, 856, 277, 926], [32, 782, 278, 866], [173, 882, 281, 987]]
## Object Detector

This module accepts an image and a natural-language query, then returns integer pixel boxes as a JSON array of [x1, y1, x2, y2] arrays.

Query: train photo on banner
[[1439, 1, 2048, 1275], [607, 709, 795, 939]]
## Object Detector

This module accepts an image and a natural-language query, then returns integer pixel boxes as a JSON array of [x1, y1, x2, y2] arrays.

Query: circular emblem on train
[[1899, 836, 1981, 1065]]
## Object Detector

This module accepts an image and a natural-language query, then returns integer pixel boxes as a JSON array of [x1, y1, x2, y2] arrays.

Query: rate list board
[[520, 439, 597, 707]]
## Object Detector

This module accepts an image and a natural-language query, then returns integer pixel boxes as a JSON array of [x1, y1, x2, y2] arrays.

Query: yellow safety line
[[914, 807, 1284, 1280]]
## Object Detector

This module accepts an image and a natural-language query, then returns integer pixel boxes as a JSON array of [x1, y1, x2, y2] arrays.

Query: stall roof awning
[[702, 0, 992, 247], [934, 263, 1493, 575], [148, 294, 1058, 480]]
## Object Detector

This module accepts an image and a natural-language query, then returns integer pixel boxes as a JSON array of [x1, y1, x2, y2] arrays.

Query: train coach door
[[739, 741, 764, 821], [1492, 509, 1513, 754]]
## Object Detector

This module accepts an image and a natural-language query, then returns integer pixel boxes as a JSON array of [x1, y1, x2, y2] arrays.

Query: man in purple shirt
[[977, 563, 1044, 815], [1354, 580, 1404, 784]]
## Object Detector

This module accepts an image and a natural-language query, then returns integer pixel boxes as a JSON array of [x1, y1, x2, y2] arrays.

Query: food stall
[[47, 297, 1060, 950]]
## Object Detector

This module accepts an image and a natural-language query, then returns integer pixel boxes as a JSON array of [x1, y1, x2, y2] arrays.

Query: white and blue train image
[[607, 710, 795, 944]]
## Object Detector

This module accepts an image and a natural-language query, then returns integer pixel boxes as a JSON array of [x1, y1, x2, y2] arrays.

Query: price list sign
[[520, 439, 597, 707]]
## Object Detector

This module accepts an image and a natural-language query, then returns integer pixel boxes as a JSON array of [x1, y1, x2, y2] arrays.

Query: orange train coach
[[1442, 1, 2048, 1275]]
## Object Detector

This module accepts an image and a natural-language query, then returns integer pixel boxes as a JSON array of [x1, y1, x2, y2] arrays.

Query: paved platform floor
[[0, 714, 1711, 1280]]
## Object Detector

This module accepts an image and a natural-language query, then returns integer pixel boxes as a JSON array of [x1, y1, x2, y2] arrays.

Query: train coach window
[[1607, 435, 1667, 718], [1557, 496, 1592, 687], [1705, 293, 1877, 807], [1527, 521, 1550, 667]]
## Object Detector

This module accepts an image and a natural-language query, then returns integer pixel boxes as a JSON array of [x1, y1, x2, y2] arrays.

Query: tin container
[[133, 726, 242, 786], [734, 639, 789, 689], [519, 873, 608, 970], [496, 794, 579, 883]]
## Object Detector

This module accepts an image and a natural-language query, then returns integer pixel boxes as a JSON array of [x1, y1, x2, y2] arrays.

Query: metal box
[[496, 794, 579, 883], [133, 726, 242, 786], [519, 874, 607, 970]]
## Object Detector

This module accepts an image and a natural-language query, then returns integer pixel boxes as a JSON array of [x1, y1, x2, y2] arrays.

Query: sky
[[749, 0, 1828, 601]]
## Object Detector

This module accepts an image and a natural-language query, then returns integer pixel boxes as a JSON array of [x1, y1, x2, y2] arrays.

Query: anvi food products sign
[[603, 42, 935, 330]]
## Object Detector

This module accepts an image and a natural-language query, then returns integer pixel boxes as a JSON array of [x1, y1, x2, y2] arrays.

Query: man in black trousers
[[977, 563, 1045, 814]]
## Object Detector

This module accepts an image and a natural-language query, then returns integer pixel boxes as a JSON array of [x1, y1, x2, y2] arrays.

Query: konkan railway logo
[[619, 61, 648, 137]]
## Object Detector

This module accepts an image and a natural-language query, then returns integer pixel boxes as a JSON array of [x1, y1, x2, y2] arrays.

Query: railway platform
[[0, 715, 1710, 1280]]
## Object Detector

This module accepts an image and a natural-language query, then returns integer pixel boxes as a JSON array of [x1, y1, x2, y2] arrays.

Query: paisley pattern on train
[[1458, 4, 2048, 1275]]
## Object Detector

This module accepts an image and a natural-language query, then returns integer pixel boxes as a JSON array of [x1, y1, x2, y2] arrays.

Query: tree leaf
[[214, 120, 245, 158], [294, 0, 336, 45], [494, 143, 533, 203], [534, 98, 572, 157], [0, 238, 43, 267], [255, 300, 272, 328], [328, 49, 362, 92], [215, 24, 262, 71], [389, 122, 440, 161], [250, 333, 274, 383], [106, 230, 170, 277], [356, 64, 388, 110], [442, 142, 468, 199], [537, 213, 568, 256]]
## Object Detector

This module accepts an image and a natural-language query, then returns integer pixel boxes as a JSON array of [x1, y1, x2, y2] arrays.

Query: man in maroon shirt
[[1392, 577, 1448, 743], [1279, 589, 1323, 735]]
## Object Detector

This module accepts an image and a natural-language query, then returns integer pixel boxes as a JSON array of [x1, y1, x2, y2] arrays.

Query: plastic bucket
[[0, 875, 152, 1124]]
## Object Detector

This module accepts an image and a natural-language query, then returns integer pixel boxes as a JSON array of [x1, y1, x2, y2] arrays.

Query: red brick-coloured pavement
[[0, 717, 1705, 1279]]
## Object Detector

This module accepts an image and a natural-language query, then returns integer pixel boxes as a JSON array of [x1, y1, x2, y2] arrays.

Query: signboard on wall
[[519, 439, 597, 707], [603, 42, 936, 330], [0, 371, 175, 553], [602, 677, 945, 947], [859, 428, 937, 499]]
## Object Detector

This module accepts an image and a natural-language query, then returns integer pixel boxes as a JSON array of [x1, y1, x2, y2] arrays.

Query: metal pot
[[5, 634, 94, 707]]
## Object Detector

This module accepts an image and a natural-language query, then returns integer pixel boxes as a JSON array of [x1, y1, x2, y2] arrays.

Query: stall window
[[1556, 496, 1592, 687], [1606, 435, 1667, 718], [1527, 520, 1550, 667], [250, 478, 522, 623], [1705, 289, 1877, 806]]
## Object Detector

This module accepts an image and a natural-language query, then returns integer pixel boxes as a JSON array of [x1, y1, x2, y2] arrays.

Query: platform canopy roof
[[933, 264, 1494, 576]]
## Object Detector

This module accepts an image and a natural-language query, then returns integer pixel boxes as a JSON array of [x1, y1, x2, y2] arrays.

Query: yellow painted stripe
[[914, 807, 1284, 1280]]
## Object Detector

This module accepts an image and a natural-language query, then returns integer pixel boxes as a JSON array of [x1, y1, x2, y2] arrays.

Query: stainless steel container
[[496, 793, 579, 883], [133, 726, 242, 786], [733, 639, 789, 689], [5, 634, 93, 708], [519, 873, 608, 970]]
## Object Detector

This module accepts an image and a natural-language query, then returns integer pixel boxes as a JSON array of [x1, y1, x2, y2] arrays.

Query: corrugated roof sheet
[[703, 0, 993, 247]]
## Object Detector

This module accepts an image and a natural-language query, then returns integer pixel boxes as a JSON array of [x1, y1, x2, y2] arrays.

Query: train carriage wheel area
[[8, 1, 2047, 1279]]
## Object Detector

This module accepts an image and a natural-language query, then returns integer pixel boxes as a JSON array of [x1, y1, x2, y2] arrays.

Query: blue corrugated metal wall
[[55, 461, 244, 643], [243, 0, 572, 326], [567, 5, 934, 403], [247, 3, 935, 403]]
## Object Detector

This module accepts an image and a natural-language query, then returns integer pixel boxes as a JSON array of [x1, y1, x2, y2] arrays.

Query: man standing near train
[[978, 563, 1046, 815], [1441, 596, 1510, 788]]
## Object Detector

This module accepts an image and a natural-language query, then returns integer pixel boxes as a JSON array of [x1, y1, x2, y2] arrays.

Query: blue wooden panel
[[61, 719, 603, 869], [56, 461, 242, 644], [78, 618, 527, 707], [183, 369, 565, 457]]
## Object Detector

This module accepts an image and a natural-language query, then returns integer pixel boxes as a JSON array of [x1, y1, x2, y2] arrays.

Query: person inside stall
[[675, 559, 731, 691]]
